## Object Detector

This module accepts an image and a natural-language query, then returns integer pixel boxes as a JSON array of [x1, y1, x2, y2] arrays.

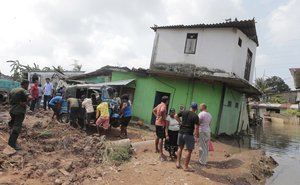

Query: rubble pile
[[250, 155, 278, 181], [0, 110, 131, 184]]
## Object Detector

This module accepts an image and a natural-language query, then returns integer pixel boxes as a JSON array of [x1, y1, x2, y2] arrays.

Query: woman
[[164, 108, 180, 160], [119, 94, 132, 138]]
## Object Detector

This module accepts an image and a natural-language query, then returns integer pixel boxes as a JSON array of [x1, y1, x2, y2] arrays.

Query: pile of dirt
[[0, 110, 133, 185], [250, 154, 278, 182]]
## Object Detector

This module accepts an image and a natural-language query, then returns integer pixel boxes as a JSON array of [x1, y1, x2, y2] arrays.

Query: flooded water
[[250, 121, 300, 185]]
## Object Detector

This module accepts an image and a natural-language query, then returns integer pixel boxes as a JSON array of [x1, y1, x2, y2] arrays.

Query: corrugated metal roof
[[151, 19, 259, 46], [96, 79, 135, 86]]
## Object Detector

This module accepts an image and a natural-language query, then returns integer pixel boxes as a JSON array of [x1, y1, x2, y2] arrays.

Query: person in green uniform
[[8, 80, 31, 150]]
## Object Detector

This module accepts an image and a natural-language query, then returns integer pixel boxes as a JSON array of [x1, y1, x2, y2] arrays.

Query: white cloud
[[162, 0, 245, 24], [268, 0, 300, 44], [255, 54, 271, 67]]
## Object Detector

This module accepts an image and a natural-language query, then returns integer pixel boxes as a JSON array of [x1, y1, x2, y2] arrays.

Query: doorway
[[151, 91, 171, 125]]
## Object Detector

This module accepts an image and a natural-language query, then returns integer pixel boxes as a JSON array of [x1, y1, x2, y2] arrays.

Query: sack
[[209, 139, 214, 152]]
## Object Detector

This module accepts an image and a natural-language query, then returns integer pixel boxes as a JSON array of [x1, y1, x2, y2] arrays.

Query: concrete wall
[[111, 71, 226, 135], [151, 28, 257, 81]]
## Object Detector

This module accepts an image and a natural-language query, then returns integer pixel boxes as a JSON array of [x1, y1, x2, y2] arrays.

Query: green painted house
[[110, 69, 258, 136], [70, 20, 261, 136]]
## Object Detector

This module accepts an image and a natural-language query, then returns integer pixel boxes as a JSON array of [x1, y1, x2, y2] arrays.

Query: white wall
[[151, 27, 257, 81], [232, 29, 257, 81]]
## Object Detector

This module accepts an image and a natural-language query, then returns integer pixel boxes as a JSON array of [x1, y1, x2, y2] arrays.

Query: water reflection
[[251, 121, 300, 185]]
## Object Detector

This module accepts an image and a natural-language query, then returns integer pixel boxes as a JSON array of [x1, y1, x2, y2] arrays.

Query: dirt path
[[103, 140, 276, 185], [0, 107, 277, 185]]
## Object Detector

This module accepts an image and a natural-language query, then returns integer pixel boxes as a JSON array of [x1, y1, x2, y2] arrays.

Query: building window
[[244, 49, 253, 81], [235, 102, 239, 108], [228, 101, 232, 107], [184, 33, 198, 54], [238, 38, 242, 47]]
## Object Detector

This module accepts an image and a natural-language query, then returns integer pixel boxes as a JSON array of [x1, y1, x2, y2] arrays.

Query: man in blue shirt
[[49, 95, 63, 121], [43, 78, 54, 110]]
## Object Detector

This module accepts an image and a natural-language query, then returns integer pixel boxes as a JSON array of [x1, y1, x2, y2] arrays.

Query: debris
[[2, 145, 16, 156], [59, 169, 70, 176], [46, 169, 59, 177], [54, 178, 62, 185]]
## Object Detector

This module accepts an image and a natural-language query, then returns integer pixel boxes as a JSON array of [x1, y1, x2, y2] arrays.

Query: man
[[152, 96, 169, 161], [29, 80, 39, 112], [43, 78, 54, 110], [8, 80, 31, 150], [67, 97, 81, 129], [198, 103, 212, 165], [49, 95, 63, 121], [175, 102, 199, 171], [113, 92, 121, 105], [96, 100, 110, 135], [81, 95, 94, 130], [36, 84, 43, 109], [119, 94, 132, 138]]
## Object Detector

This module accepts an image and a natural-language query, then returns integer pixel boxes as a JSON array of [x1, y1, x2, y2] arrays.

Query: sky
[[0, 0, 299, 89]]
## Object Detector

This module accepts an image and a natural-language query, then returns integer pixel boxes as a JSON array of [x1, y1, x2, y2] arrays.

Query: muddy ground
[[0, 105, 277, 185]]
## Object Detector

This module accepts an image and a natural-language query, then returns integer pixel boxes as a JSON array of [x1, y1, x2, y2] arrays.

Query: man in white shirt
[[198, 103, 212, 165], [81, 95, 95, 130], [43, 78, 54, 110]]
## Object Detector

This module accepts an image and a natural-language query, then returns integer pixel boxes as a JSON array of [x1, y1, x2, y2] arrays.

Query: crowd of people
[[8, 78, 211, 171], [153, 96, 212, 171], [7, 79, 132, 150]]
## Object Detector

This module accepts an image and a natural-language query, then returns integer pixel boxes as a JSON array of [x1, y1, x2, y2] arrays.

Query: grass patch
[[109, 146, 131, 162], [37, 129, 53, 139]]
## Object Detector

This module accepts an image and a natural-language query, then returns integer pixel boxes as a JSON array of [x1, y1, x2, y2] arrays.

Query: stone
[[59, 168, 70, 176], [3, 145, 16, 156], [46, 169, 59, 177], [54, 178, 62, 185], [43, 145, 55, 152], [64, 161, 73, 172]]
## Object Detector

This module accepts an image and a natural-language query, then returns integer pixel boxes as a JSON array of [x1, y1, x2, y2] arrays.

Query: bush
[[109, 146, 131, 162], [284, 109, 300, 117], [270, 95, 287, 104]]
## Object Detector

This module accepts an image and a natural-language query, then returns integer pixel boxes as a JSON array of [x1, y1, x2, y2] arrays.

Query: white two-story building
[[150, 19, 258, 82]]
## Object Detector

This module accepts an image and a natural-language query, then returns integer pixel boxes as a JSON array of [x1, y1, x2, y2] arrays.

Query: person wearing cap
[[164, 108, 180, 160], [8, 80, 31, 150], [198, 103, 212, 165], [152, 95, 169, 161], [175, 102, 200, 171]]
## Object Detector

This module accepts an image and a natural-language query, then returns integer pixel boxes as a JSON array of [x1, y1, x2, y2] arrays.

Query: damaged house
[[70, 19, 261, 136]]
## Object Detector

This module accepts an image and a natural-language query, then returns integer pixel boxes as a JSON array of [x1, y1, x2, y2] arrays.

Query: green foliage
[[109, 146, 131, 162], [265, 76, 290, 93], [270, 95, 287, 104], [37, 130, 53, 139], [255, 77, 271, 94], [284, 109, 300, 117], [255, 76, 290, 94]]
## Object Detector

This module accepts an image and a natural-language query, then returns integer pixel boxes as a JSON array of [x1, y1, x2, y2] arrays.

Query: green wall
[[112, 71, 224, 135], [218, 87, 243, 135]]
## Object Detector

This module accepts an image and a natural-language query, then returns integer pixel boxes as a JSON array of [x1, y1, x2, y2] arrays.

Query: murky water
[[250, 121, 300, 185]]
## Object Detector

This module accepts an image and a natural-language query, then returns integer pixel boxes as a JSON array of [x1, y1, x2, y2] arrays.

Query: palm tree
[[255, 77, 272, 94]]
